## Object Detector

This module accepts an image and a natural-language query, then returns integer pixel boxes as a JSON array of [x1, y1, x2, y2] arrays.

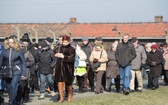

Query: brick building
[[0, 16, 168, 49]]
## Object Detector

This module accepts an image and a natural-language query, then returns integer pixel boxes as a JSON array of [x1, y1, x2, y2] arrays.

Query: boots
[[67, 85, 73, 102], [58, 82, 64, 103]]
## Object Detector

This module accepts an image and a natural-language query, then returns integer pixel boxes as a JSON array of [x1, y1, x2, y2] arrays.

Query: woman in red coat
[[54, 35, 75, 103], [147, 44, 163, 90]]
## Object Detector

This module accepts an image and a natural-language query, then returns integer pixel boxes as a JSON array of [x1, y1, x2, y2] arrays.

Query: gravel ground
[[2, 78, 161, 105]]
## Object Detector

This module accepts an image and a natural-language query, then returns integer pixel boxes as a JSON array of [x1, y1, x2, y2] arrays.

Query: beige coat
[[163, 51, 168, 70], [89, 46, 107, 72]]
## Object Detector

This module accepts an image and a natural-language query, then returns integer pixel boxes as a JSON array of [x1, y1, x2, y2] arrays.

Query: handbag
[[91, 51, 103, 71], [50, 45, 61, 68], [0, 48, 13, 80]]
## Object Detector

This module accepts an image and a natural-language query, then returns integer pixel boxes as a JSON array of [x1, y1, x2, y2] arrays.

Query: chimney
[[155, 16, 163, 22], [69, 17, 77, 23]]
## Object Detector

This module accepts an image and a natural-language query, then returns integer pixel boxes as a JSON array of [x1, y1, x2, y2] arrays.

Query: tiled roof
[[0, 22, 168, 39]]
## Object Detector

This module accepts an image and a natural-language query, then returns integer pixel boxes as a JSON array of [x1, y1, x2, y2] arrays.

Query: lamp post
[[112, 26, 122, 43], [49, 30, 56, 41], [12, 25, 20, 40], [165, 29, 168, 43], [31, 27, 38, 43]]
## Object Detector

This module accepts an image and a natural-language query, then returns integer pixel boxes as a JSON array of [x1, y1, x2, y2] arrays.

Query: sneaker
[[51, 91, 56, 96], [38, 93, 45, 100]]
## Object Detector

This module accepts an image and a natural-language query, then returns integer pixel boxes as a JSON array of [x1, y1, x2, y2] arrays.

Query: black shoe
[[0, 97, 4, 105], [136, 89, 142, 92], [91, 86, 94, 92], [95, 92, 100, 94], [130, 90, 135, 92], [116, 90, 121, 93], [57, 95, 60, 100], [152, 87, 156, 90], [23, 98, 29, 103], [13, 101, 20, 105], [123, 90, 129, 95], [106, 89, 111, 92]]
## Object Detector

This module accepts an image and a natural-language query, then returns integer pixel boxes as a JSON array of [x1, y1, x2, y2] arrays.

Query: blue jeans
[[119, 66, 131, 90], [6, 74, 21, 105], [39, 73, 54, 93]]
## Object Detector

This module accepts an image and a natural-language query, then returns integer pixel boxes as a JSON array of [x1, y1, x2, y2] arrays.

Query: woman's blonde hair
[[4, 35, 21, 52]]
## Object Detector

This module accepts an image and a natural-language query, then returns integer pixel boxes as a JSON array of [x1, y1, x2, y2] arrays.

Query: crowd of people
[[0, 33, 167, 105]]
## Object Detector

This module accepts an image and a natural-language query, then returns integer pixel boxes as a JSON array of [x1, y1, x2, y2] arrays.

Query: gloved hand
[[93, 58, 98, 63], [151, 61, 156, 66]]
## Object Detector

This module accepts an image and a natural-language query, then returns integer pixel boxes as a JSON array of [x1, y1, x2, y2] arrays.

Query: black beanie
[[20, 33, 30, 42], [39, 40, 48, 48]]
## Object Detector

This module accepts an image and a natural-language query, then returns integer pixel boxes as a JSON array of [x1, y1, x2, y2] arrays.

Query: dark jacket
[[106, 50, 119, 78], [27, 42, 39, 74], [115, 41, 136, 67], [37, 47, 53, 74], [0, 48, 27, 76], [148, 50, 163, 77], [24, 50, 35, 78], [81, 42, 92, 65], [54, 44, 75, 86], [27, 42, 38, 63]]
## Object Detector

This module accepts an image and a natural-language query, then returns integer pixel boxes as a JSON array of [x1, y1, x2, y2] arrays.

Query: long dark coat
[[106, 50, 119, 78], [54, 44, 75, 86], [147, 50, 163, 77]]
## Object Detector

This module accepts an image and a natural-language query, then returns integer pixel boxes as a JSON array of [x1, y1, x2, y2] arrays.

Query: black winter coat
[[115, 41, 136, 67], [37, 47, 53, 74], [54, 44, 75, 86], [148, 50, 163, 77]]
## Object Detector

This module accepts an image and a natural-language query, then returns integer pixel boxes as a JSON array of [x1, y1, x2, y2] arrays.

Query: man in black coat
[[115, 34, 136, 95]]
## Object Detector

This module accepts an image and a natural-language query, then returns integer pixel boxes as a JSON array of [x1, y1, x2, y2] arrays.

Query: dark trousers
[[146, 71, 152, 87], [30, 74, 39, 92], [163, 70, 168, 85], [77, 76, 84, 90], [15, 80, 30, 102], [0, 90, 4, 104], [134, 75, 138, 90], [101, 72, 106, 90], [151, 77, 159, 88], [106, 75, 120, 92], [83, 65, 94, 90]]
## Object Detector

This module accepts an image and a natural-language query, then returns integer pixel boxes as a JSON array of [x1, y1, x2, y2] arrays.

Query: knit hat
[[39, 40, 48, 48], [151, 44, 158, 49], [20, 33, 30, 42], [46, 37, 53, 43], [131, 37, 138, 43], [95, 37, 102, 41], [82, 36, 89, 41]]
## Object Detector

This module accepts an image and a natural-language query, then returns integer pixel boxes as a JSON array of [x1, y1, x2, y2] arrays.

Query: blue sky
[[0, 0, 167, 23]]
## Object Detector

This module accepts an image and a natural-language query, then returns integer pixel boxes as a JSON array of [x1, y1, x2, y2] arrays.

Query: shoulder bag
[[91, 51, 103, 71], [50, 45, 61, 68], [1, 48, 13, 80]]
